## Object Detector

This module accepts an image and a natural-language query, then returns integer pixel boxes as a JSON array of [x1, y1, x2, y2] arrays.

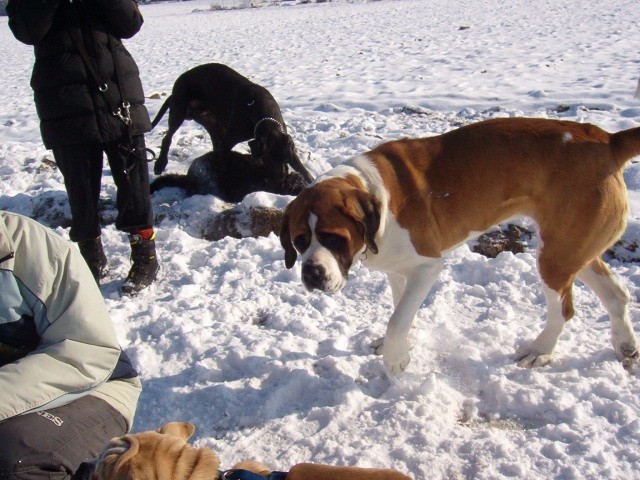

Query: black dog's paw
[[154, 156, 168, 175]]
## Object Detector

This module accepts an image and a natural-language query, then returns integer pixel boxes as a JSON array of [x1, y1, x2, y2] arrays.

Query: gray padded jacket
[[0, 211, 141, 428]]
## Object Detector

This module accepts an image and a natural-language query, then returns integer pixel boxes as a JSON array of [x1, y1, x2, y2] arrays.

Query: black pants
[[0, 395, 127, 480], [53, 136, 154, 242]]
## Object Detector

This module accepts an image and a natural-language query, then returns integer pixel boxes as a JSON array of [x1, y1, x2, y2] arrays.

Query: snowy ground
[[2, 0, 640, 478]]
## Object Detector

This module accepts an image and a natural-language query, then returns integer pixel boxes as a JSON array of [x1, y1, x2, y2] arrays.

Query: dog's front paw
[[385, 354, 411, 374], [615, 342, 639, 369], [382, 338, 411, 374], [514, 347, 554, 368], [614, 342, 639, 360], [154, 157, 168, 175]]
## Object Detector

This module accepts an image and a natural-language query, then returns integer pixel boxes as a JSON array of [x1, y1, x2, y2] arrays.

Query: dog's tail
[[150, 173, 192, 194], [151, 95, 172, 128], [611, 126, 640, 168]]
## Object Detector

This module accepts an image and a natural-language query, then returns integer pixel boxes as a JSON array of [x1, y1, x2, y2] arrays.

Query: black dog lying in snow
[[150, 63, 313, 186], [150, 151, 308, 203]]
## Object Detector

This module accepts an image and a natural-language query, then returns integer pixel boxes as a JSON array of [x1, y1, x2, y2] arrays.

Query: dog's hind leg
[[577, 258, 639, 363], [154, 99, 189, 175], [515, 281, 572, 368], [515, 236, 580, 367]]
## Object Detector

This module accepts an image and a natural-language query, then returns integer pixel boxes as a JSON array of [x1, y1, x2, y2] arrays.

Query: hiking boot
[[78, 237, 108, 283], [121, 230, 160, 295]]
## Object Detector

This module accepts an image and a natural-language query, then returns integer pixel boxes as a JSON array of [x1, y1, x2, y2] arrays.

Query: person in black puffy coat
[[7, 0, 159, 295]]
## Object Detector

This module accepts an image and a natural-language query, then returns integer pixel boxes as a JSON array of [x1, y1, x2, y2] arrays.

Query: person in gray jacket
[[0, 210, 142, 480]]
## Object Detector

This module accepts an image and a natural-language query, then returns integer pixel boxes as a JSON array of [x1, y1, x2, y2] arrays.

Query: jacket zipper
[[0, 252, 15, 264]]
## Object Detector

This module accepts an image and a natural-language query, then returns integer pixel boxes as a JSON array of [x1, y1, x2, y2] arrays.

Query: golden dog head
[[83, 422, 411, 480], [90, 422, 220, 480]]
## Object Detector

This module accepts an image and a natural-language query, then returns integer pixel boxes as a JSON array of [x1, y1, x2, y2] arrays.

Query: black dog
[[150, 63, 313, 185], [150, 151, 308, 203]]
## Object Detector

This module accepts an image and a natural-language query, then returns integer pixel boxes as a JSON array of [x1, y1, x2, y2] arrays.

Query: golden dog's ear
[[156, 422, 196, 441], [343, 191, 381, 254], [279, 209, 297, 269], [114, 437, 139, 471], [90, 436, 137, 480]]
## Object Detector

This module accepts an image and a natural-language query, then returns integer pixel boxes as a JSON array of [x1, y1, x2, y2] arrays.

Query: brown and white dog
[[84, 422, 411, 480], [279, 117, 640, 373]]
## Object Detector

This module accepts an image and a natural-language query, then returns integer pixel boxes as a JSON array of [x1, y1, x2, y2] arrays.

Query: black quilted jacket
[[7, 0, 151, 148]]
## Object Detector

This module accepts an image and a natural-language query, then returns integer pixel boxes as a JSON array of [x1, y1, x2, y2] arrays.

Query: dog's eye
[[318, 233, 346, 251], [293, 234, 310, 252]]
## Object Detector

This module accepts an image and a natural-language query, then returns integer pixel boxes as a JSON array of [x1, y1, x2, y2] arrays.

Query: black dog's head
[[249, 119, 313, 184], [249, 121, 293, 174]]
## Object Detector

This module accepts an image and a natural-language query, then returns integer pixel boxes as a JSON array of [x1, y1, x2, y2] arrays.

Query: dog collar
[[253, 117, 284, 138], [219, 469, 288, 480]]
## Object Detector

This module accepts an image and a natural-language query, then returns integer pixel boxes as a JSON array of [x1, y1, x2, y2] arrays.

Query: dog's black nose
[[302, 262, 325, 289]]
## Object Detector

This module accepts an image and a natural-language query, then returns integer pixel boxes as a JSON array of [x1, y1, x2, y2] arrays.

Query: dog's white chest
[[362, 213, 428, 274]]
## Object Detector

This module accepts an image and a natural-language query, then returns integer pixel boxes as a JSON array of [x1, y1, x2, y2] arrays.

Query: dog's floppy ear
[[342, 190, 381, 254], [113, 437, 139, 472], [279, 208, 297, 269], [156, 422, 196, 441], [90, 436, 137, 480], [248, 138, 261, 158], [285, 136, 314, 184]]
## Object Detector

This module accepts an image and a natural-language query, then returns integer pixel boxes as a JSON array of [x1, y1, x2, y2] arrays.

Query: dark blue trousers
[[0, 395, 127, 480]]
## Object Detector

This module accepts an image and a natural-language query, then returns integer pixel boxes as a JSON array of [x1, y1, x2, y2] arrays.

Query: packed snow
[[2, 0, 640, 478]]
